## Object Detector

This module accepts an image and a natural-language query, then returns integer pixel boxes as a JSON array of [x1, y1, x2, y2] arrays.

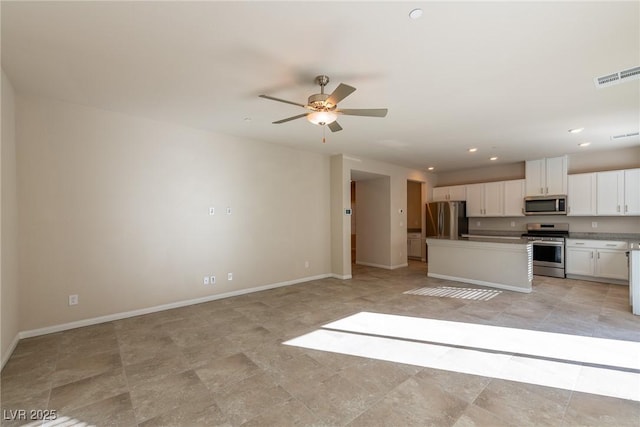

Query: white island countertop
[[427, 236, 533, 293]]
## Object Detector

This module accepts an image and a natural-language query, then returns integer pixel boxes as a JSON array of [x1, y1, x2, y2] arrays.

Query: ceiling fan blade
[[273, 113, 309, 124], [326, 83, 356, 106], [328, 121, 343, 132], [337, 108, 388, 117], [259, 94, 306, 108]]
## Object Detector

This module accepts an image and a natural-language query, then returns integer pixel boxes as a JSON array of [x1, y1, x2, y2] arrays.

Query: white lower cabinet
[[566, 239, 629, 283], [408, 237, 422, 258]]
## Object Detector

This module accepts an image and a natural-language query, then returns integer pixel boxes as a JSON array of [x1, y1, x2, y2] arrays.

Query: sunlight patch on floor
[[284, 312, 640, 402]]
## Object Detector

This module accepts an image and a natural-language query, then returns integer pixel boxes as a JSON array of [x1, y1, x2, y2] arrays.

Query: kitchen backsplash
[[468, 215, 640, 234]]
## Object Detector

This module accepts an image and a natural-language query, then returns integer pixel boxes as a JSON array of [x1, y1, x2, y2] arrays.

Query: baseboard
[[18, 273, 333, 340], [427, 273, 532, 294], [331, 273, 352, 280], [390, 263, 409, 270], [1, 333, 20, 370], [356, 261, 409, 270], [565, 274, 628, 286]]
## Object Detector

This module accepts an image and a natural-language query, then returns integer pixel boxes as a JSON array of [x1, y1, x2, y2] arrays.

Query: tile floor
[[2, 261, 639, 426]]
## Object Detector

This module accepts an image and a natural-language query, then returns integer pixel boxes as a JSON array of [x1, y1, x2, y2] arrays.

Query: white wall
[[16, 95, 332, 332], [1, 70, 20, 367]]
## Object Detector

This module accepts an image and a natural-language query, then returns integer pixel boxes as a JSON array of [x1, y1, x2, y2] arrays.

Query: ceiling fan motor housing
[[308, 93, 335, 110]]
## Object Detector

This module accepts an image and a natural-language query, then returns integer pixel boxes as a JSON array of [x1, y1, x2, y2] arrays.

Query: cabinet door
[[448, 185, 467, 201], [503, 179, 524, 217], [568, 173, 596, 215], [432, 187, 449, 202], [484, 182, 504, 216], [525, 159, 545, 196], [566, 248, 595, 276], [596, 170, 623, 215], [409, 239, 422, 257], [624, 169, 640, 215], [466, 183, 485, 217], [596, 250, 629, 280], [545, 156, 568, 195]]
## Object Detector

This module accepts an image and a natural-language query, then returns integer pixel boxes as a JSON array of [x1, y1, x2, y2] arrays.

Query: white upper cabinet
[[503, 179, 525, 217], [466, 182, 504, 217], [624, 168, 640, 215], [432, 185, 466, 201], [525, 156, 568, 196], [465, 183, 484, 216], [596, 168, 639, 216], [567, 173, 596, 216]]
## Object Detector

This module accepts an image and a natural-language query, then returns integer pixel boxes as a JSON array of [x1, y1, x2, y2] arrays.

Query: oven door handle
[[531, 240, 564, 246]]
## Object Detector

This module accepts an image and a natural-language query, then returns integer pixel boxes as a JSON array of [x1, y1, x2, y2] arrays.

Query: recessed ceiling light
[[568, 128, 584, 134], [578, 142, 591, 147], [468, 148, 478, 153], [427, 166, 435, 171], [489, 156, 498, 161], [409, 8, 423, 19]]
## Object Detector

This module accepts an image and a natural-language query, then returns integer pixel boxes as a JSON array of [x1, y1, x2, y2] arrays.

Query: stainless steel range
[[522, 223, 569, 278]]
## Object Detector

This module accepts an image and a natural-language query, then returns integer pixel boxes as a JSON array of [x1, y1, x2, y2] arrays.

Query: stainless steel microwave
[[524, 195, 567, 215]]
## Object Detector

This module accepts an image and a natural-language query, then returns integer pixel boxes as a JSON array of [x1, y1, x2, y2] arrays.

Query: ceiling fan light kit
[[259, 75, 388, 138], [307, 111, 337, 125]]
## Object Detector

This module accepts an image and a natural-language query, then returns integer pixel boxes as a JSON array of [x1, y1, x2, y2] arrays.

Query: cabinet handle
[[591, 252, 593, 258], [546, 187, 548, 194], [540, 187, 544, 194], [598, 252, 601, 259], [605, 244, 616, 247], [617, 205, 620, 212], [575, 242, 585, 245], [625, 205, 628, 212]]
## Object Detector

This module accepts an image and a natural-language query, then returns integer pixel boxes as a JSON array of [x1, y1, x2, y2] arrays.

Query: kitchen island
[[426, 237, 533, 293]]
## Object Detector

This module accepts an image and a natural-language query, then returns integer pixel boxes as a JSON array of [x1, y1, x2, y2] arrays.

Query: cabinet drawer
[[566, 239, 628, 250]]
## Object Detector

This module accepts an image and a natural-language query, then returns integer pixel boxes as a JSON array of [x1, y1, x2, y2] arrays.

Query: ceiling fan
[[259, 75, 388, 133]]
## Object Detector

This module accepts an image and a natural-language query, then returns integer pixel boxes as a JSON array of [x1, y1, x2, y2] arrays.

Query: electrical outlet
[[510, 221, 516, 227], [226, 207, 232, 215], [203, 276, 209, 285], [209, 207, 215, 215], [476, 221, 481, 227], [228, 272, 233, 281], [592, 221, 598, 228], [304, 261, 309, 268], [210, 275, 216, 285], [68, 294, 78, 306]]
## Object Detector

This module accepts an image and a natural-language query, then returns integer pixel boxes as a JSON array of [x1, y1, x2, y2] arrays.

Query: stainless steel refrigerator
[[425, 201, 469, 261]]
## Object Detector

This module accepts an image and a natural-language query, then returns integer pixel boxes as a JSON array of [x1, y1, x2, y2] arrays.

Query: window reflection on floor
[[284, 312, 640, 402]]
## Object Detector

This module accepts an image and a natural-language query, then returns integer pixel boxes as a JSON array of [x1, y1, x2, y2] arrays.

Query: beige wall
[[438, 147, 640, 234], [330, 155, 431, 276], [435, 162, 525, 187], [355, 177, 391, 267], [1, 70, 20, 366], [16, 95, 332, 332], [435, 146, 640, 187], [568, 146, 640, 174]]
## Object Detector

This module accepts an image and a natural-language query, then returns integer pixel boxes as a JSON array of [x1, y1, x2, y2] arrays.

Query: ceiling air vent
[[594, 66, 640, 88], [610, 131, 639, 141]]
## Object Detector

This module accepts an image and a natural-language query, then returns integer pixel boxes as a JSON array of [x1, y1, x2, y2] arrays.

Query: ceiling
[[2, 1, 639, 172]]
